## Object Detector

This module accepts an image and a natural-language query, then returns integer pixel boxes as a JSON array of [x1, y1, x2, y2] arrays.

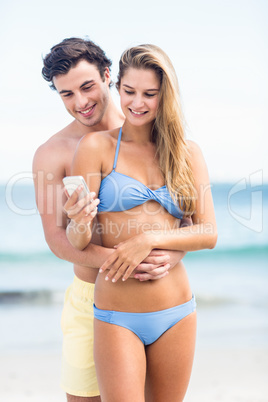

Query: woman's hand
[[64, 186, 100, 250], [64, 185, 99, 226], [99, 233, 153, 282]]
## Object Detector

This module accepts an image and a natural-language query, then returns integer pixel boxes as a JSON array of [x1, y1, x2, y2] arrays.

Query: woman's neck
[[121, 121, 154, 144]]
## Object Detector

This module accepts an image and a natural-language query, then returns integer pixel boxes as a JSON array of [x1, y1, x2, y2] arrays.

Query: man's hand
[[133, 249, 186, 281], [132, 217, 192, 281]]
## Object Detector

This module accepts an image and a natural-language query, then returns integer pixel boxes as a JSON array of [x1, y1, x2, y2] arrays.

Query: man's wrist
[[83, 244, 114, 267]]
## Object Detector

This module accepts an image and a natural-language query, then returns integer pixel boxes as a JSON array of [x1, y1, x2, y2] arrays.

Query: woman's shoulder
[[79, 128, 120, 151], [186, 139, 208, 175], [74, 128, 121, 170], [186, 139, 201, 153], [186, 139, 204, 160]]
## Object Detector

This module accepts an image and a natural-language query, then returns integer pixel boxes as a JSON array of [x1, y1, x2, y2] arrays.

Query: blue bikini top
[[98, 128, 184, 219]]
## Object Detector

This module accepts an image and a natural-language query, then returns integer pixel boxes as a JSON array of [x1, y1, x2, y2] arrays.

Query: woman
[[65, 44, 217, 402]]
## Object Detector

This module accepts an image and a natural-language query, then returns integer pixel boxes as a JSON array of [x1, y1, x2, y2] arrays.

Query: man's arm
[[32, 141, 112, 268]]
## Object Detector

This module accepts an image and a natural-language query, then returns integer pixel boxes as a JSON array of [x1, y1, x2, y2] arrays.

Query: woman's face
[[119, 67, 160, 127]]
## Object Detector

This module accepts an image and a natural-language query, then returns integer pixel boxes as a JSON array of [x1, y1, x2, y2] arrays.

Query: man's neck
[[71, 99, 124, 138]]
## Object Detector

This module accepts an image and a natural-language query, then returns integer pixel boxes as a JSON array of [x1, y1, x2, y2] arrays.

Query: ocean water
[[0, 180, 267, 352]]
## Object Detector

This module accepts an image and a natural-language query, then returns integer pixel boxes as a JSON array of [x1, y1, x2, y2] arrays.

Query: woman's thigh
[[94, 319, 147, 402], [145, 311, 197, 402]]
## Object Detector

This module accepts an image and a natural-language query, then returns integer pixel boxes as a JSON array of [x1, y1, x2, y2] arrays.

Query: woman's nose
[[131, 95, 144, 109]]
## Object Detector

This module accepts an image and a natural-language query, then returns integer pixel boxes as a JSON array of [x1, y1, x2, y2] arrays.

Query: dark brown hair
[[42, 37, 112, 90]]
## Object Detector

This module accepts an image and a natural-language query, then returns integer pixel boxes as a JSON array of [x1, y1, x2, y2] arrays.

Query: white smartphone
[[63, 176, 90, 200]]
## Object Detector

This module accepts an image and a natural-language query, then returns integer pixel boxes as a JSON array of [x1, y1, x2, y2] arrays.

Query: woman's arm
[[133, 217, 192, 281], [65, 187, 99, 250], [100, 141, 217, 282], [65, 133, 103, 250]]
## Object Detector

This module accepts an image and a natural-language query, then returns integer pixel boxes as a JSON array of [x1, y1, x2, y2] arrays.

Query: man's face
[[53, 60, 111, 127]]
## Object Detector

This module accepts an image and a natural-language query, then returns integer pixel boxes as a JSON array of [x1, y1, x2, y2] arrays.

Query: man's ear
[[104, 67, 111, 85]]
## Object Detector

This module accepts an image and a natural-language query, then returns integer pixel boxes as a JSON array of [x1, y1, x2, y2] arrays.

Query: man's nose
[[75, 93, 88, 110]]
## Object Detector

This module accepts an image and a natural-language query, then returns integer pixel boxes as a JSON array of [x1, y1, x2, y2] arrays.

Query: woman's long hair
[[116, 44, 196, 215]]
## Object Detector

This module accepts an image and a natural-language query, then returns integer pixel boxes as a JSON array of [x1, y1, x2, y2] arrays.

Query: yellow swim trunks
[[60, 275, 99, 397]]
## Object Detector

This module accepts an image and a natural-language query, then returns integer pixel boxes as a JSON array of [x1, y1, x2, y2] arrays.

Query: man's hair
[[42, 37, 112, 90]]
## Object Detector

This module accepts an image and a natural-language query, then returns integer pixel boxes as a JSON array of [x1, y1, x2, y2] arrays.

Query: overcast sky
[[1, 0, 267, 185]]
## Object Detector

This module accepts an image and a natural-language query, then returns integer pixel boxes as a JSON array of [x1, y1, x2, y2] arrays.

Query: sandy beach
[[1, 346, 267, 401], [186, 347, 268, 402]]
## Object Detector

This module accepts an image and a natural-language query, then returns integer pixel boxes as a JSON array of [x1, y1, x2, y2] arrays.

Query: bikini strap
[[113, 127, 123, 170]]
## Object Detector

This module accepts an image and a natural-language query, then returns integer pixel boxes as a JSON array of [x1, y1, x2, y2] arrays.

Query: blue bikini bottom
[[93, 295, 196, 346]]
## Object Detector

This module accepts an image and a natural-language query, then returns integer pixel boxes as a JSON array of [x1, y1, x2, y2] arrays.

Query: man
[[33, 37, 186, 402]]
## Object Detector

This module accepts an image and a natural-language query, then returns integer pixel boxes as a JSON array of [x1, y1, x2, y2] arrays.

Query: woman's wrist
[[66, 219, 92, 249], [67, 219, 91, 235], [142, 230, 159, 250]]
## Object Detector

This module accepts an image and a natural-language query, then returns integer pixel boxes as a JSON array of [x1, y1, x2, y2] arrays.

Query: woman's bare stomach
[[94, 202, 192, 312], [94, 262, 192, 312]]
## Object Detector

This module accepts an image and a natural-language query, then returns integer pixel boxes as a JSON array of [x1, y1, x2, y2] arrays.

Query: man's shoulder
[[33, 134, 67, 165], [34, 122, 79, 157], [33, 123, 79, 174]]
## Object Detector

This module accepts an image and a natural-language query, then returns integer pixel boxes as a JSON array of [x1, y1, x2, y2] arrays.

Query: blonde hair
[[116, 44, 196, 215]]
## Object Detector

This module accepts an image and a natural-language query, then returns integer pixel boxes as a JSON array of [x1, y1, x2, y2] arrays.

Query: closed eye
[[83, 85, 94, 91]]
